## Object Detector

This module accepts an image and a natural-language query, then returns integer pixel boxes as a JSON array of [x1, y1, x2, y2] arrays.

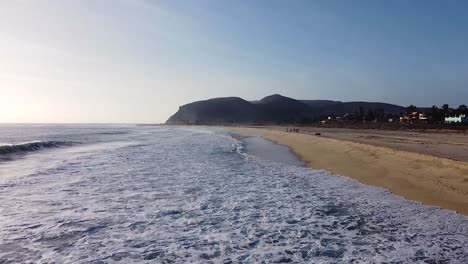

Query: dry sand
[[302, 127, 468, 162], [235, 127, 468, 215]]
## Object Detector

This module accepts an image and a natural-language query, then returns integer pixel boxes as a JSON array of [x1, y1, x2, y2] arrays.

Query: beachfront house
[[445, 114, 468, 124], [400, 112, 429, 124]]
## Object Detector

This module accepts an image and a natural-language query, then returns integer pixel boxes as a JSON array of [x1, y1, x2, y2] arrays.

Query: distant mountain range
[[166, 94, 406, 124]]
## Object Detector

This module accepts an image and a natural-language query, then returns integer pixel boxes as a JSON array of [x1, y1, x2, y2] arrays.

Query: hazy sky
[[1, 0, 467, 123]]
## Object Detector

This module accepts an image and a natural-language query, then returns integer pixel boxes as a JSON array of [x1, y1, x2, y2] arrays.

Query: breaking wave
[[232, 141, 246, 155], [1, 127, 467, 263], [0, 141, 75, 156]]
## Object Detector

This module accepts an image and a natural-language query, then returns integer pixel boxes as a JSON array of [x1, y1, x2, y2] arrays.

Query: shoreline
[[229, 131, 304, 167], [233, 127, 468, 215]]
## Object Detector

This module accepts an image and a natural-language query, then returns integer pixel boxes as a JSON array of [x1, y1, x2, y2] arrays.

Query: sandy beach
[[234, 127, 468, 215]]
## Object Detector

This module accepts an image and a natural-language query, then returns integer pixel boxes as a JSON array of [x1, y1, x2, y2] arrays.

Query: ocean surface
[[0, 125, 467, 263]]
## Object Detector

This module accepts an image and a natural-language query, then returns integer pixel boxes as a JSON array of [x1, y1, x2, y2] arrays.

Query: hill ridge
[[166, 94, 405, 124]]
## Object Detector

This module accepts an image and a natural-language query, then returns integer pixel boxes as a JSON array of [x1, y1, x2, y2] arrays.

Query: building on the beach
[[400, 112, 429, 124], [418, 112, 428, 122], [445, 114, 468, 123]]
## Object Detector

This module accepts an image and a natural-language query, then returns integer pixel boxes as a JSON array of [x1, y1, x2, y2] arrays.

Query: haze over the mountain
[[166, 94, 405, 124]]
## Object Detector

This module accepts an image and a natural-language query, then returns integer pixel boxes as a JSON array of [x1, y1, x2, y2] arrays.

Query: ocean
[[0, 125, 467, 263]]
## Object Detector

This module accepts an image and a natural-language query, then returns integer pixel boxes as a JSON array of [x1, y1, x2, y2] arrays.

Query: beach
[[1, 125, 468, 262], [234, 127, 468, 215]]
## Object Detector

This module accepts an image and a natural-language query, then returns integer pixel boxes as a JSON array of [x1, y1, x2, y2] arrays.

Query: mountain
[[165, 94, 406, 124], [166, 97, 258, 124], [253, 94, 313, 122], [300, 100, 342, 108]]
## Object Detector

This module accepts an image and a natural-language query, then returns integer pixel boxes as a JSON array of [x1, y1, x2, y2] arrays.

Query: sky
[[1, 0, 467, 123]]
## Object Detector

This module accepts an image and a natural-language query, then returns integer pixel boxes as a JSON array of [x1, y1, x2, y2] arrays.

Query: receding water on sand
[[229, 131, 305, 167], [0, 125, 467, 263]]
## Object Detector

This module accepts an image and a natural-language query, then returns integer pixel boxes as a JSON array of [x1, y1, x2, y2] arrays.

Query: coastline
[[233, 127, 468, 215], [229, 131, 304, 167]]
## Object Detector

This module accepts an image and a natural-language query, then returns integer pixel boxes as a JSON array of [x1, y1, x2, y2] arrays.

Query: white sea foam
[[0, 126, 467, 263], [232, 141, 246, 155]]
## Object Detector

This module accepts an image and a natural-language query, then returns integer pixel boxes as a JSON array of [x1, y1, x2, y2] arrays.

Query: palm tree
[[366, 109, 375, 121], [457, 104, 467, 115], [442, 104, 449, 116], [431, 105, 442, 122], [407, 105, 417, 115], [359, 106, 365, 121]]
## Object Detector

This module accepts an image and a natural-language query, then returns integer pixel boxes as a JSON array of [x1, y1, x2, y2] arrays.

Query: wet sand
[[234, 127, 468, 215], [229, 131, 304, 167]]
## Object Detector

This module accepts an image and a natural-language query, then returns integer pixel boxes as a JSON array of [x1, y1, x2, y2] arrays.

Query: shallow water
[[230, 131, 304, 167], [0, 125, 467, 263]]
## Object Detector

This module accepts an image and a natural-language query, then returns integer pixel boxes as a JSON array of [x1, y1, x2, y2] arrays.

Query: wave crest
[[0, 141, 75, 155], [231, 142, 246, 155]]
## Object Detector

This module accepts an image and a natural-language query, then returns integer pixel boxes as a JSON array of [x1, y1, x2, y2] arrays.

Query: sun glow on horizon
[[1, 0, 467, 123]]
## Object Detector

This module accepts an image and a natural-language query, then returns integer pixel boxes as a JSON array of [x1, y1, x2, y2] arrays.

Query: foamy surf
[[232, 141, 246, 155], [0, 125, 466, 263]]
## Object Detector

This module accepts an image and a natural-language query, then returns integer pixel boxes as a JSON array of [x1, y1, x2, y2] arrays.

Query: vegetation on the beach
[[346, 103, 467, 123], [430, 104, 468, 122]]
